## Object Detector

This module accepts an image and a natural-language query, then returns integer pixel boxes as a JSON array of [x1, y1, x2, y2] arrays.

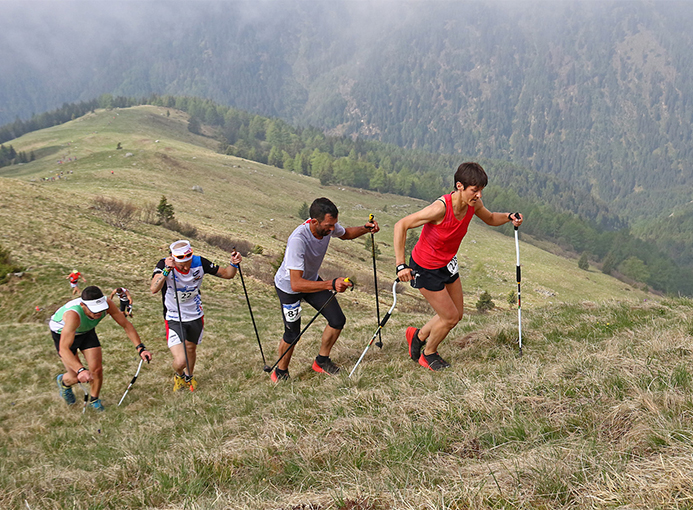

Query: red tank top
[[411, 193, 475, 270]]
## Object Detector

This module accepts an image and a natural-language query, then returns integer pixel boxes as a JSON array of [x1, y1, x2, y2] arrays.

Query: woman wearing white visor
[[51, 285, 152, 411]]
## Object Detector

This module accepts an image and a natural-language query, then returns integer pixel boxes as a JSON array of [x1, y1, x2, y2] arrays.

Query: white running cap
[[170, 240, 193, 262], [82, 296, 108, 313]]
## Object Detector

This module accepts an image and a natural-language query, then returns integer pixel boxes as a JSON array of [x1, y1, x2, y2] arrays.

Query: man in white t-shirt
[[151, 240, 243, 391], [272, 197, 379, 382]]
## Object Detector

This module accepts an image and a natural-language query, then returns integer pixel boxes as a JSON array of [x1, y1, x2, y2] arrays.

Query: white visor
[[82, 296, 108, 313], [170, 240, 193, 262]]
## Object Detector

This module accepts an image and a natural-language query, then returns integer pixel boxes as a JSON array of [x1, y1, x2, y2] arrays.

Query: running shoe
[[185, 375, 198, 391], [406, 327, 425, 361], [418, 351, 451, 371], [173, 373, 187, 392], [271, 369, 290, 383], [56, 374, 76, 405], [88, 398, 105, 411], [312, 357, 341, 375]]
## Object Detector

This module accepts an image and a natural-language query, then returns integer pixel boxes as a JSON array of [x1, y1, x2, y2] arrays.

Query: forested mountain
[[2, 2, 693, 221]]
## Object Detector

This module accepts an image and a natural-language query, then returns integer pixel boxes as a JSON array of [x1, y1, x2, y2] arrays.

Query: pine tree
[[157, 196, 175, 224]]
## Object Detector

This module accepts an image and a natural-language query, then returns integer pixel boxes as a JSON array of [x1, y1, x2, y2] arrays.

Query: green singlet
[[49, 298, 106, 334]]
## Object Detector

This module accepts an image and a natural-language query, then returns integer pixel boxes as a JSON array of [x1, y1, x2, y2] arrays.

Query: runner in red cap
[[66, 269, 87, 296]]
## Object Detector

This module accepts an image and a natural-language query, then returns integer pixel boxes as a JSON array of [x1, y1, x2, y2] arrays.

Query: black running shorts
[[409, 255, 460, 292], [119, 300, 129, 312], [166, 317, 204, 348], [52, 329, 101, 355], [275, 283, 346, 345]]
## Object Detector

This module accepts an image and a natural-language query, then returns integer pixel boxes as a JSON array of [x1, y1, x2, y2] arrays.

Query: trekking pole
[[349, 279, 400, 377], [367, 213, 383, 349], [171, 269, 194, 391], [264, 278, 350, 374], [118, 358, 144, 406], [77, 382, 89, 414], [512, 213, 523, 357], [235, 250, 268, 370]]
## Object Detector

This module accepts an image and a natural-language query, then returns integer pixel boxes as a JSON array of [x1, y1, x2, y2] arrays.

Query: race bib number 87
[[282, 301, 302, 323]]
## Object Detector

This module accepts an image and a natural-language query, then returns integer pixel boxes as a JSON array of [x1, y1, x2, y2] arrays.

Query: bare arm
[[339, 219, 379, 240], [58, 310, 87, 375], [394, 200, 446, 271], [108, 299, 152, 361], [214, 251, 242, 279], [474, 199, 523, 227], [109, 289, 117, 300], [125, 290, 133, 305], [289, 269, 352, 293], [151, 257, 173, 294]]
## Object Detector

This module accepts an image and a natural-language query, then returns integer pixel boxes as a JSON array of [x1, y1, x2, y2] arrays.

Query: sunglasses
[[173, 250, 193, 260]]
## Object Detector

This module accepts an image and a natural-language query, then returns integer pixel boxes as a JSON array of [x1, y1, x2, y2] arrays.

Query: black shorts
[[52, 329, 101, 355], [119, 300, 130, 312], [166, 317, 205, 348], [409, 255, 460, 292], [275, 284, 346, 345]]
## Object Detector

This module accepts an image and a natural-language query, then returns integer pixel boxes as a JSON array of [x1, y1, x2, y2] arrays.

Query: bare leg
[[318, 325, 341, 357], [81, 347, 103, 398], [277, 339, 296, 371], [170, 341, 197, 376], [418, 279, 464, 355]]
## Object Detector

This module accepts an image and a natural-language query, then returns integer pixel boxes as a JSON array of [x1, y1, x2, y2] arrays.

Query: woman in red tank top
[[394, 162, 523, 371]]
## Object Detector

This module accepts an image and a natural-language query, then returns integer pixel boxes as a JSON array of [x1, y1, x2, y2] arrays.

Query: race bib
[[177, 289, 197, 302], [447, 256, 459, 276], [282, 301, 302, 323]]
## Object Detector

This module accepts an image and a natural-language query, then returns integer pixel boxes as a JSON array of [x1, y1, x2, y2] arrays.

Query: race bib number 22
[[447, 256, 459, 276]]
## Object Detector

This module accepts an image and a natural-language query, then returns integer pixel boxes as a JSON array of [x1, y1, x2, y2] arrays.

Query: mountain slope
[[8, 106, 693, 510], [3, 1, 693, 225]]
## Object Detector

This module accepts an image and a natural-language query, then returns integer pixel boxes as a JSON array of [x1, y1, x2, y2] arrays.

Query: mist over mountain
[[3, 0, 693, 224]]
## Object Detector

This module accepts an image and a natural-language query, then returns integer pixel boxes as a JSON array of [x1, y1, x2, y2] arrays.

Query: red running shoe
[[406, 327, 424, 361]]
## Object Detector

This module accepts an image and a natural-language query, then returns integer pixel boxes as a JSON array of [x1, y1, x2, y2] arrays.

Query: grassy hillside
[[3, 107, 693, 509]]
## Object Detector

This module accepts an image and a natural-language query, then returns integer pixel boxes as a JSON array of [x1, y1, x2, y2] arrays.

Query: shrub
[[476, 291, 495, 313], [578, 252, 589, 270], [298, 202, 310, 220], [163, 218, 197, 238], [507, 290, 517, 305], [140, 201, 159, 224], [364, 236, 381, 258], [0, 244, 22, 284], [202, 235, 253, 256], [270, 247, 285, 273], [92, 195, 137, 229], [157, 195, 175, 224]]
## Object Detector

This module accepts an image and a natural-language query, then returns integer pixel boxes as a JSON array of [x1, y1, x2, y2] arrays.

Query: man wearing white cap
[[150, 240, 242, 391], [51, 285, 152, 411]]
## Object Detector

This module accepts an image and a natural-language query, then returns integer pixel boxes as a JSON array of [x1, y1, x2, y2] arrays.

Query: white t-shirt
[[274, 219, 346, 294]]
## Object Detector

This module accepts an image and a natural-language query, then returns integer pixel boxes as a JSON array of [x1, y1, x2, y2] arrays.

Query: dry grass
[[1, 106, 684, 510]]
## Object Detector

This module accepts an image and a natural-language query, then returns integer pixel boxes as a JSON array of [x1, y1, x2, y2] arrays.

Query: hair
[[454, 162, 488, 190], [82, 286, 104, 300], [309, 197, 339, 221]]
